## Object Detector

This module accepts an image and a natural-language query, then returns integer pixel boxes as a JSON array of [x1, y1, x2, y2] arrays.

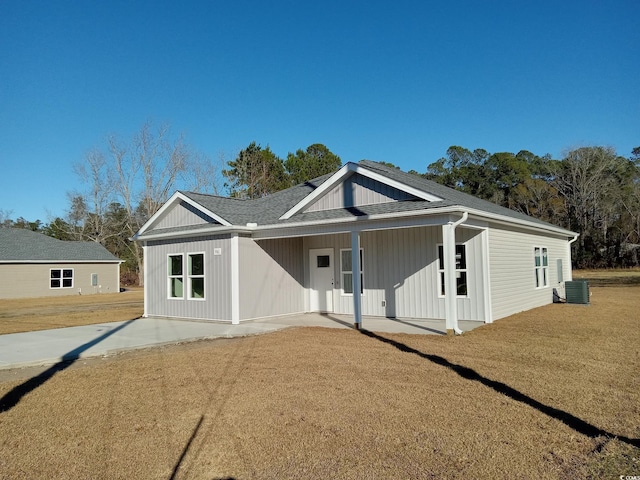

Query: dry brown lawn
[[0, 289, 143, 335], [574, 268, 640, 286], [0, 286, 638, 479]]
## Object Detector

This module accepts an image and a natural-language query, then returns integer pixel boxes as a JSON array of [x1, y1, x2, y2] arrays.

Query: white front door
[[309, 248, 334, 312]]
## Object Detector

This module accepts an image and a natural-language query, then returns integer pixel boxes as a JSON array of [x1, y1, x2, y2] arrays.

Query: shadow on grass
[[170, 414, 205, 480], [0, 318, 137, 413], [360, 329, 640, 448]]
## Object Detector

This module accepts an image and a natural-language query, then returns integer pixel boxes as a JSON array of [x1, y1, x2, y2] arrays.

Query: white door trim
[[309, 248, 334, 313]]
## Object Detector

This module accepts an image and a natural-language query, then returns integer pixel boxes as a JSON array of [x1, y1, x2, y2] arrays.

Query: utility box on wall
[[565, 280, 590, 305]]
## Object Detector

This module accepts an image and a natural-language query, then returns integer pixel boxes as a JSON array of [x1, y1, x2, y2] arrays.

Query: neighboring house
[[0, 228, 121, 299], [133, 160, 578, 332]]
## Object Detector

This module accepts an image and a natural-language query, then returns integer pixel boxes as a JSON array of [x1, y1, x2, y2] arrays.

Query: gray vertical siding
[[488, 226, 572, 320], [0, 263, 120, 299], [152, 201, 217, 231], [146, 235, 232, 321], [238, 237, 305, 320], [303, 226, 486, 321], [305, 174, 414, 212]]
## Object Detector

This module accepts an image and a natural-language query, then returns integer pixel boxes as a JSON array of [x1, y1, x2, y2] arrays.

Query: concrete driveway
[[0, 313, 483, 370]]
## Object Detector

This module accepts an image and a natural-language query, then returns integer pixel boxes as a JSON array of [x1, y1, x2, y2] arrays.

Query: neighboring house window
[[168, 254, 184, 298], [438, 244, 468, 297], [50, 268, 73, 289], [341, 249, 364, 295], [188, 253, 205, 299], [91, 273, 98, 287], [535, 247, 549, 288]]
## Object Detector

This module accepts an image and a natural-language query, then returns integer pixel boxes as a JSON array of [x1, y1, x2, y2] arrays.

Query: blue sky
[[1, 0, 638, 222]]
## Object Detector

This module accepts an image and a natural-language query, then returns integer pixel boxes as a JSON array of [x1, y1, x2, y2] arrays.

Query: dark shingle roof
[[176, 160, 567, 232], [182, 173, 332, 225], [356, 160, 559, 228], [0, 228, 121, 262]]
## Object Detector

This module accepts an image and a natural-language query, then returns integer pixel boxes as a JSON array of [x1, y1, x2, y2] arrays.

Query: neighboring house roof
[[0, 228, 121, 263], [135, 159, 577, 239]]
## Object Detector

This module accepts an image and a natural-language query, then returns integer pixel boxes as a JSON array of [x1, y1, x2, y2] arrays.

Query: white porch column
[[351, 230, 362, 329], [443, 212, 468, 334], [142, 242, 148, 318], [231, 233, 240, 325], [442, 223, 457, 333]]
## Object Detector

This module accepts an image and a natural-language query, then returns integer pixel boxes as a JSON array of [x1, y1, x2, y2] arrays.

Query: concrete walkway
[[0, 313, 483, 370]]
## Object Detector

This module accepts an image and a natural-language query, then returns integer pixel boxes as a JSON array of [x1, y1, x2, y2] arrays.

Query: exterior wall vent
[[565, 280, 590, 305]]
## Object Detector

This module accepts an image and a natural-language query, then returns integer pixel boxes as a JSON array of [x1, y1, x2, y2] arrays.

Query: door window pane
[[317, 255, 330, 268]]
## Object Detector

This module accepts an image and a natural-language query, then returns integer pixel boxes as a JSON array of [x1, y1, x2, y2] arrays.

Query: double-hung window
[[168, 253, 205, 299], [168, 254, 184, 298], [534, 247, 548, 288], [340, 249, 364, 295], [437, 244, 468, 296], [50, 268, 73, 289], [188, 253, 205, 299]]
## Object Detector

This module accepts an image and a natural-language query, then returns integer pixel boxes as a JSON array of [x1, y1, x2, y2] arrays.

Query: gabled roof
[[279, 162, 443, 219], [134, 159, 577, 239], [0, 228, 121, 263]]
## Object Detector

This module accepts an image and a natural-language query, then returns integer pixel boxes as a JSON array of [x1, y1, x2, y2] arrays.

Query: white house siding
[[152, 201, 217, 230], [302, 225, 486, 321], [145, 235, 232, 321], [305, 174, 414, 213], [488, 225, 572, 321], [0, 262, 119, 299], [238, 237, 305, 320]]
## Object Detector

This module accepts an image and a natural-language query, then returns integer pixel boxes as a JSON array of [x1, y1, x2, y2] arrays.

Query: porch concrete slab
[[253, 313, 484, 336]]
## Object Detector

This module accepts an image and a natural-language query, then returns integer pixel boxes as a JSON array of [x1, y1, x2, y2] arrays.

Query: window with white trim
[[340, 248, 364, 295], [188, 253, 205, 299], [534, 247, 548, 288], [168, 254, 184, 298], [50, 268, 73, 289], [437, 244, 468, 297]]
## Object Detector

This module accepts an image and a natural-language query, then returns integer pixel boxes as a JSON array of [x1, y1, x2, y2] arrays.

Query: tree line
[[420, 145, 640, 268], [1, 121, 637, 283]]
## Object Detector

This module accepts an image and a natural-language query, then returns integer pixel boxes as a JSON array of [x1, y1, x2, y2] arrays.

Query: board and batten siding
[[305, 174, 414, 213], [488, 225, 572, 320], [303, 226, 486, 321], [151, 201, 218, 231], [238, 237, 305, 320], [0, 262, 119, 299], [145, 235, 232, 321]]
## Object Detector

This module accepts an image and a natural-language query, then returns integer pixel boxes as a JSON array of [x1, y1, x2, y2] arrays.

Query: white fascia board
[[350, 165, 443, 202], [279, 163, 354, 220], [132, 191, 231, 240], [134, 204, 576, 242], [134, 225, 253, 242], [279, 162, 444, 220]]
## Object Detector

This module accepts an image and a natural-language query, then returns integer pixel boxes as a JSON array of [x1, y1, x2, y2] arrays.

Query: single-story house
[[133, 160, 578, 333], [0, 228, 121, 299]]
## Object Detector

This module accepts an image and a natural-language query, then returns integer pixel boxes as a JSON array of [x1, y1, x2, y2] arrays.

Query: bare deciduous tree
[[70, 121, 222, 285]]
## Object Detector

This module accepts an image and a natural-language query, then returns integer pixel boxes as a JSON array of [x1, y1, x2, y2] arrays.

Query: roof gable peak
[[133, 192, 231, 239], [279, 162, 443, 220]]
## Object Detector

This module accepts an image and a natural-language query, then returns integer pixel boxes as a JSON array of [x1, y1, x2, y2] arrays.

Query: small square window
[[317, 255, 330, 268]]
